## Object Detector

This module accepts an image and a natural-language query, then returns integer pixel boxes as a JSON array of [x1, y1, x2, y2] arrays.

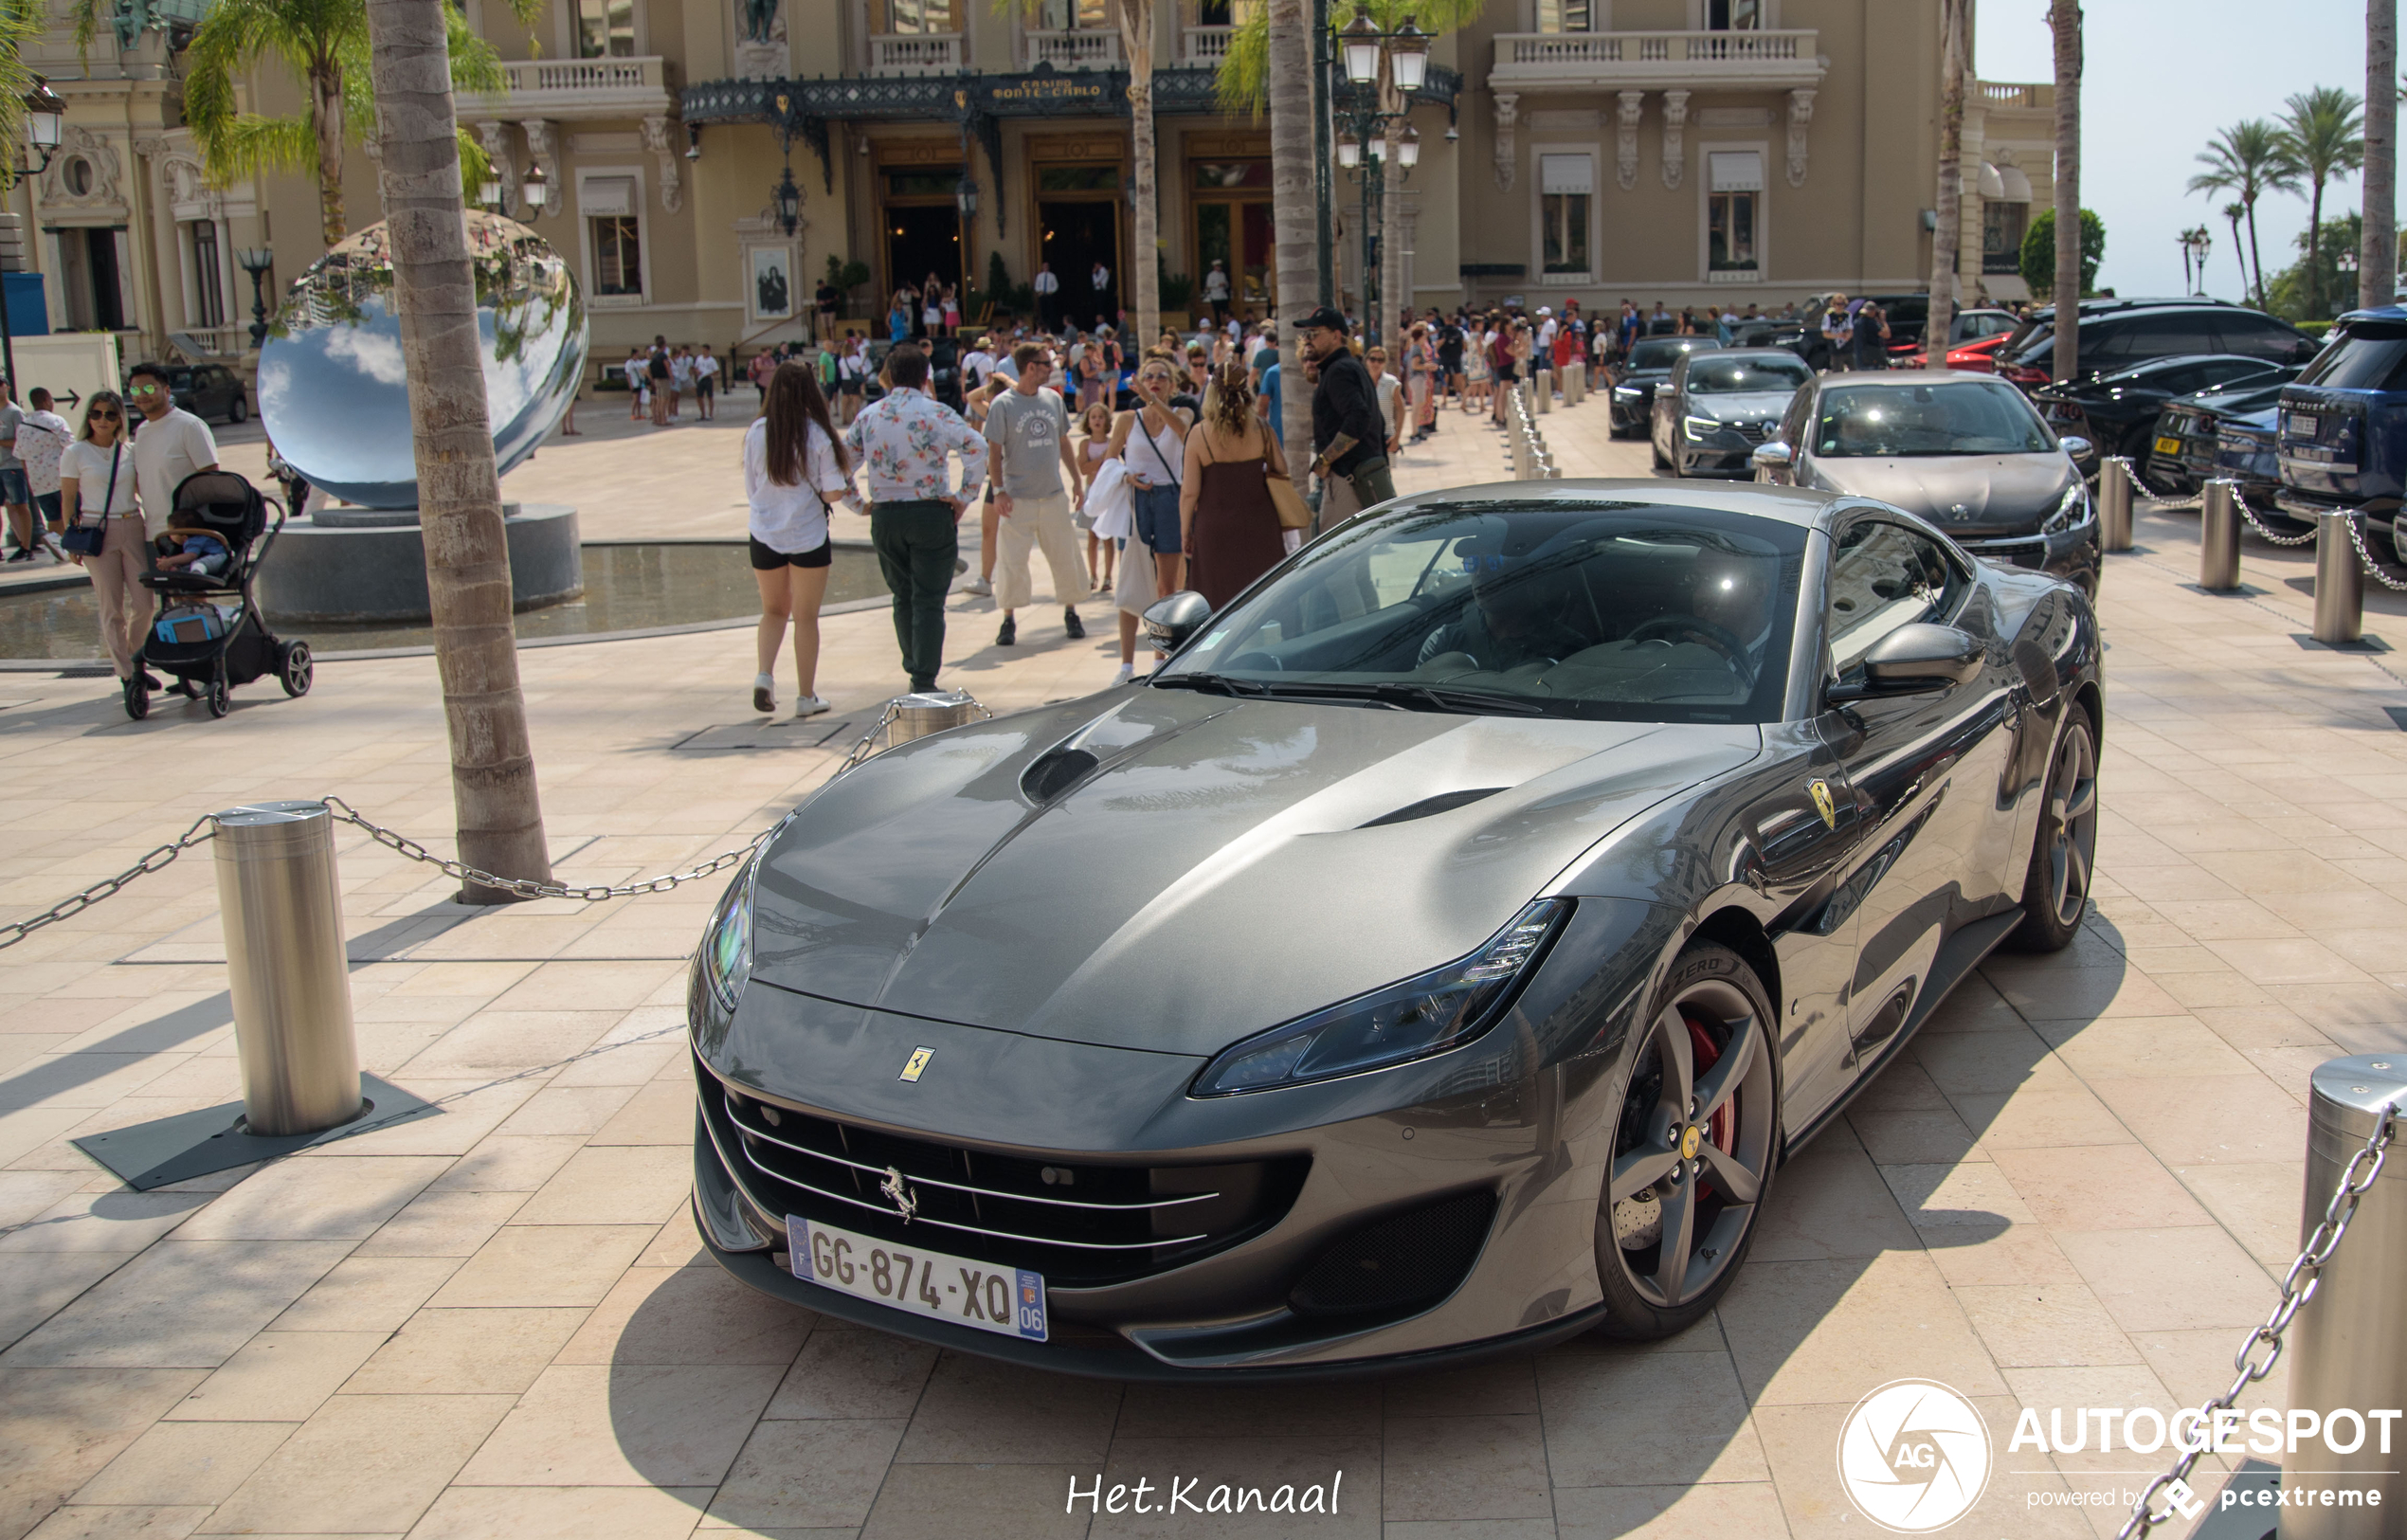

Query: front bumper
[[2277, 487, 2403, 526], [1960, 523, 2100, 590], [1679, 427, 1772, 477]]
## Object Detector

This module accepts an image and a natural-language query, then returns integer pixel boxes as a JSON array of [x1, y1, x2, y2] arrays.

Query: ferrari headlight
[[698, 852, 760, 1014], [2041, 480, 2091, 534], [1191, 900, 1569, 1096], [1684, 414, 1721, 439]]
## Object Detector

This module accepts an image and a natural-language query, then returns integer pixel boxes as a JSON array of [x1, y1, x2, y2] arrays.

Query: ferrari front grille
[[698, 1057, 1310, 1287]]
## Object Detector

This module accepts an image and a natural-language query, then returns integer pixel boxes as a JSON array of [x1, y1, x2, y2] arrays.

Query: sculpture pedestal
[[254, 504, 583, 624]]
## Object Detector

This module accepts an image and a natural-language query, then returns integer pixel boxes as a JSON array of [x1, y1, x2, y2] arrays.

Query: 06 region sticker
[[1836, 1378, 1993, 1533]]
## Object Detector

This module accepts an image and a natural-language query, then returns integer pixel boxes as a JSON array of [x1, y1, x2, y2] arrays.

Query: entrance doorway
[[58, 227, 126, 332], [1034, 162, 1122, 333], [1190, 159, 1274, 326], [880, 165, 964, 332]]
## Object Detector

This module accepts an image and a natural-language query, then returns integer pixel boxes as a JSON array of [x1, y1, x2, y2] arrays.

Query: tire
[[2006, 709, 2099, 951], [279, 640, 313, 698], [1592, 940, 1782, 1341], [229, 396, 248, 425], [123, 679, 148, 721], [1651, 433, 1671, 471], [206, 664, 231, 719]]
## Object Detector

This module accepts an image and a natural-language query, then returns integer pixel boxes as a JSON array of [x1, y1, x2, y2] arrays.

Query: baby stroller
[[125, 469, 312, 720]]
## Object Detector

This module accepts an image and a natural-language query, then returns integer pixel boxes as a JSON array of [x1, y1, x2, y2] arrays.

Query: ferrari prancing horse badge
[[1809, 780, 1837, 831]]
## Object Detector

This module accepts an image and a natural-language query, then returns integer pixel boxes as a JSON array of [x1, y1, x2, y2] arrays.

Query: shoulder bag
[[60, 444, 122, 559]]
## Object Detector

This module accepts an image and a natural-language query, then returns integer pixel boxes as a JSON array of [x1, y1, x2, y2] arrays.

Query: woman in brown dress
[[1179, 363, 1292, 610]]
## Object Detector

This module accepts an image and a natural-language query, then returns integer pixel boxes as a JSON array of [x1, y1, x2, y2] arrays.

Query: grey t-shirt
[[0, 405, 21, 472], [982, 387, 1068, 499]]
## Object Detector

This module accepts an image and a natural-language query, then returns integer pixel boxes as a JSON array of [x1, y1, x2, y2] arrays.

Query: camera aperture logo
[[1837, 1379, 1994, 1532]]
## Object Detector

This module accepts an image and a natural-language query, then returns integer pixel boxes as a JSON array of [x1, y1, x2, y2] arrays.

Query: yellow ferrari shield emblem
[[1809, 779, 1837, 831], [1680, 1125, 1702, 1159], [899, 1047, 934, 1083]]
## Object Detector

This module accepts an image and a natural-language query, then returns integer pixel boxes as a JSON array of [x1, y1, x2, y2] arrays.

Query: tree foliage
[[2274, 85, 2364, 318], [2020, 208, 2105, 298]]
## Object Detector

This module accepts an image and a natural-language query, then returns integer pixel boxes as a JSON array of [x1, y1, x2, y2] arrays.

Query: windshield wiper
[[1149, 672, 1274, 698], [1276, 680, 1551, 716]]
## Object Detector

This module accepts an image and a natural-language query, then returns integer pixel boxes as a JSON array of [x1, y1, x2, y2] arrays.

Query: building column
[[1616, 91, 1643, 191], [1785, 88, 1816, 188], [1493, 93, 1518, 190], [1660, 90, 1688, 190], [642, 117, 683, 213]]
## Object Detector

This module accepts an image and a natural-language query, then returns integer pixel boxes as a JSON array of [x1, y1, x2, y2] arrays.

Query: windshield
[[1628, 337, 1722, 371], [1690, 356, 1812, 395], [1154, 501, 1806, 724], [2293, 322, 2407, 391], [1814, 380, 2056, 457]]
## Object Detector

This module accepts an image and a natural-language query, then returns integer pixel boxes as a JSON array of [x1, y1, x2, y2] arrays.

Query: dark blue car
[[2276, 307, 2407, 552]]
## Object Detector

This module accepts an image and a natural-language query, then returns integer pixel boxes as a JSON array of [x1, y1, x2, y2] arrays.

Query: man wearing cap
[[1294, 306, 1392, 528]]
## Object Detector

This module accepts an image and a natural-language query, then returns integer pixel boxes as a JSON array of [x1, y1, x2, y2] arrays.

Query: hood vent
[[1021, 746, 1102, 805], [1358, 787, 1509, 828]]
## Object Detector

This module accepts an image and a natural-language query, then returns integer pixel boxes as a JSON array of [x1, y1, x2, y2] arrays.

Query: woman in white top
[[58, 390, 153, 683], [745, 362, 856, 717], [1075, 400, 1117, 596], [1105, 357, 1193, 682]]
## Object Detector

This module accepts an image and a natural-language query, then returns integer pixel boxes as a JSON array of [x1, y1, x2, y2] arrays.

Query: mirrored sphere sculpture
[[258, 211, 588, 510]]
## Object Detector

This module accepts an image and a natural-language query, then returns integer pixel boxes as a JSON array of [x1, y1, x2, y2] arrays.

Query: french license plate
[[2289, 413, 2322, 438], [787, 1215, 1047, 1341], [2153, 435, 2182, 457]]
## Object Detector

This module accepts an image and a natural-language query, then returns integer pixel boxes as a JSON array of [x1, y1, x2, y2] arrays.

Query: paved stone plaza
[[0, 384, 2399, 1540]]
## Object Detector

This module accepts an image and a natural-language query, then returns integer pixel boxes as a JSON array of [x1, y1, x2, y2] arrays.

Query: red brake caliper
[[1682, 1010, 1734, 1196]]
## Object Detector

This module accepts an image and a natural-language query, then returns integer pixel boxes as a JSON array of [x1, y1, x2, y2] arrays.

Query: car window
[[1689, 356, 1813, 394], [1781, 384, 1816, 448], [1962, 313, 2015, 340], [2197, 357, 2271, 388], [1159, 501, 1809, 725], [2146, 364, 2209, 395], [2292, 321, 2407, 390], [2126, 313, 2217, 357], [1812, 380, 2055, 457], [1825, 520, 1961, 674], [1628, 337, 1722, 371], [2217, 313, 2316, 364]]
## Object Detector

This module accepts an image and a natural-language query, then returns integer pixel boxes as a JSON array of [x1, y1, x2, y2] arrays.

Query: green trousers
[[869, 499, 959, 692]]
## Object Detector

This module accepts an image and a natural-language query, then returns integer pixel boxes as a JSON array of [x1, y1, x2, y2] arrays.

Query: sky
[[1974, 0, 2373, 304]]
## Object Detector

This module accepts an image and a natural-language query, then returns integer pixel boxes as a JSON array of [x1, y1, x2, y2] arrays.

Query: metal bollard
[[213, 803, 361, 1136], [2098, 456, 2134, 553], [2312, 511, 2364, 645], [2279, 1054, 2406, 1536], [2199, 479, 2242, 591], [1533, 369, 1552, 413]]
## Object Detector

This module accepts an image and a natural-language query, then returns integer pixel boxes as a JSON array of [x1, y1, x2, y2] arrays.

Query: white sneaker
[[752, 674, 775, 714], [1111, 663, 1135, 686], [963, 577, 994, 597], [795, 694, 831, 718]]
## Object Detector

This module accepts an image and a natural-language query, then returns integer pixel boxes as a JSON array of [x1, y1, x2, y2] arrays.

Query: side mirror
[[1141, 590, 1213, 653], [2058, 436, 2094, 460], [1827, 624, 1982, 702], [1750, 442, 1793, 470]]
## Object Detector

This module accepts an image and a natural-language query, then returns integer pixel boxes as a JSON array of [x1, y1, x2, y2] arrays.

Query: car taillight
[[2001, 364, 2051, 387], [1945, 350, 1996, 372]]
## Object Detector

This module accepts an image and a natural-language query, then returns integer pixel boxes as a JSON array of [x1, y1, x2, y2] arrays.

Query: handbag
[[1265, 463, 1313, 532], [60, 444, 122, 558]]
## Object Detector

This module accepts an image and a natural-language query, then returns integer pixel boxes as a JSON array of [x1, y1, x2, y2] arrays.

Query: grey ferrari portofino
[[689, 481, 2102, 1380]]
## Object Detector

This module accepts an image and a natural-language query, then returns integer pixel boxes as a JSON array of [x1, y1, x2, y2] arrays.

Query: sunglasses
[[128, 384, 163, 397], [89, 410, 122, 422]]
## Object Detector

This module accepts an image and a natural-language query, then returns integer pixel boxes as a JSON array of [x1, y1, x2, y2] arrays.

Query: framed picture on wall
[[751, 246, 793, 321]]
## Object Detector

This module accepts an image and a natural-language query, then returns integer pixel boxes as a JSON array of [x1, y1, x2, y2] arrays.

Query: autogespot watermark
[[1065, 1471, 1344, 1517], [1836, 1380, 2401, 1531]]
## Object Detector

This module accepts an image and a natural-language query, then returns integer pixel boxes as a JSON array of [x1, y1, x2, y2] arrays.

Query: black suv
[[151, 363, 250, 425], [2275, 305, 2407, 551], [1996, 299, 2320, 388]]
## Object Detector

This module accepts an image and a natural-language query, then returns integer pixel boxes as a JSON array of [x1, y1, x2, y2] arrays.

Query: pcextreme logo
[[1837, 1379, 1995, 1532]]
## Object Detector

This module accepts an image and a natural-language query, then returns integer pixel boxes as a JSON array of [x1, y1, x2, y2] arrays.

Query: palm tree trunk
[[310, 61, 349, 248], [2048, 0, 2080, 381], [1927, 0, 1965, 341], [363, 0, 552, 902], [1121, 0, 1160, 344], [2307, 175, 2326, 318], [1266, 0, 1316, 476], [2366, 0, 2397, 310], [2247, 198, 2268, 308], [2227, 206, 2248, 296]]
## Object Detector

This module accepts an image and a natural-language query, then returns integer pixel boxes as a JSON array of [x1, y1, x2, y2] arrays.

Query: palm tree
[[2189, 119, 2300, 310], [80, 0, 534, 252], [362, 0, 552, 900], [2223, 201, 2250, 298], [0, 0, 45, 192], [2275, 85, 2365, 318], [2048, 0, 2080, 380], [1263, 0, 1316, 472], [2367, 0, 2397, 310], [1927, 0, 1968, 339]]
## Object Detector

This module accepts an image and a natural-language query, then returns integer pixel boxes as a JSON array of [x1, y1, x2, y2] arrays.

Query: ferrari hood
[[750, 691, 1756, 1058], [1813, 452, 2072, 536]]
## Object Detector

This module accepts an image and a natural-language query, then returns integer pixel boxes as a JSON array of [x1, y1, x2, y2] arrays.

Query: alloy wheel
[[2042, 721, 2098, 928], [1604, 976, 1777, 1311]]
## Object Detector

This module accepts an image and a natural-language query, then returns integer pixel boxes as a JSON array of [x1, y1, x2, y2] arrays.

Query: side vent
[[1021, 747, 1101, 804], [1358, 788, 1508, 829]]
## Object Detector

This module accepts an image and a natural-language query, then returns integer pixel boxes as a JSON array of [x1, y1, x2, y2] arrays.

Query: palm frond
[[448, 6, 509, 95], [0, 0, 39, 190], [1215, 7, 1270, 116], [194, 112, 319, 183], [457, 125, 491, 190]]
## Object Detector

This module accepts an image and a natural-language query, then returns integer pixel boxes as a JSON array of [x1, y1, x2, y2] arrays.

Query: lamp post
[[2181, 227, 2213, 297], [236, 246, 275, 350], [1323, 9, 1428, 346], [518, 160, 550, 219], [954, 172, 978, 298], [2, 77, 67, 390], [772, 165, 801, 239]]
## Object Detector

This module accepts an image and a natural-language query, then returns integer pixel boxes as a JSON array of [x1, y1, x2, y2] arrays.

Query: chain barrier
[[318, 797, 765, 902], [0, 815, 219, 953], [2111, 1096, 2399, 1539], [2342, 513, 2407, 593], [2233, 491, 2319, 549]]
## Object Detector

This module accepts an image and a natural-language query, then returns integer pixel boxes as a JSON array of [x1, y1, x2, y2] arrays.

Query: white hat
[[1536, 306, 1552, 317]]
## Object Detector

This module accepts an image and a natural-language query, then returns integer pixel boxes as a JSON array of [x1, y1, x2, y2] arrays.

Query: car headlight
[[699, 852, 761, 1014], [1614, 385, 1641, 399], [1191, 899, 1569, 1096], [2041, 480, 2092, 534], [1684, 414, 1722, 439]]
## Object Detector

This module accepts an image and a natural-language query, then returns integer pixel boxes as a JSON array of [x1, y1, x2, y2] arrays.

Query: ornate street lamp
[[954, 173, 979, 222], [1334, 125, 1361, 170], [22, 77, 64, 172], [519, 160, 551, 216], [1397, 123, 1421, 169], [1388, 17, 1429, 93], [479, 172, 503, 210], [772, 165, 802, 238], [1339, 9, 1382, 86], [236, 246, 275, 349]]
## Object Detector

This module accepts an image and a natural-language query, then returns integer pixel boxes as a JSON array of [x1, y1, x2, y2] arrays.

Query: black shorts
[[749, 535, 833, 571], [697, 378, 715, 397]]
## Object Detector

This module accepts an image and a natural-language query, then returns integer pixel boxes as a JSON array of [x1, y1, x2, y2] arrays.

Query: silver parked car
[[689, 482, 2103, 1378], [1651, 348, 1816, 478], [1751, 371, 2101, 596]]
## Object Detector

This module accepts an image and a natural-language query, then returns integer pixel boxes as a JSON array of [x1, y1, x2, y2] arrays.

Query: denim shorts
[[0, 468, 27, 505], [1132, 483, 1182, 554]]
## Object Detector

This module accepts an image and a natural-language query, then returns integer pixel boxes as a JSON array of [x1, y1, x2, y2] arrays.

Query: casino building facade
[[6, 0, 2049, 370]]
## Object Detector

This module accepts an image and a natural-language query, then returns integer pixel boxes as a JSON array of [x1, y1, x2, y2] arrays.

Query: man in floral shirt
[[12, 387, 71, 563], [843, 344, 990, 692]]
